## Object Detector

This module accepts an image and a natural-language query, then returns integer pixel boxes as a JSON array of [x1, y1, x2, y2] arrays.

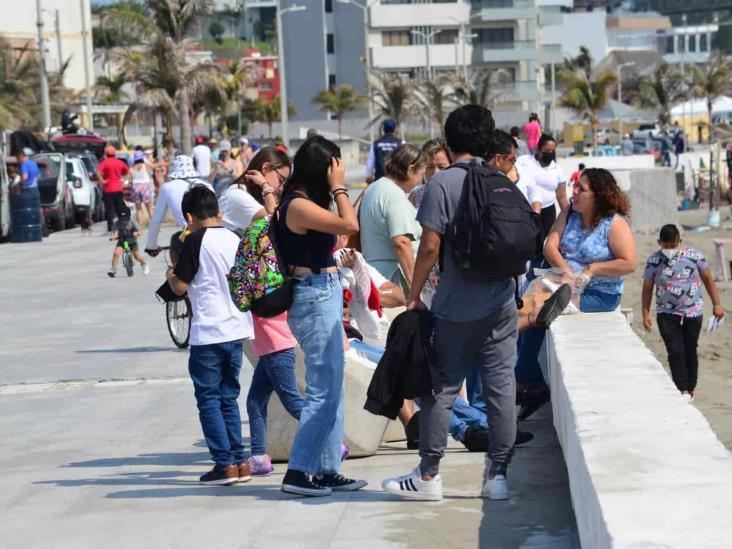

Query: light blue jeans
[[286, 273, 345, 476]]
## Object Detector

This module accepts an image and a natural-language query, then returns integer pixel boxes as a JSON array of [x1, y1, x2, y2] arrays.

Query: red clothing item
[[97, 157, 130, 193], [523, 120, 542, 150]]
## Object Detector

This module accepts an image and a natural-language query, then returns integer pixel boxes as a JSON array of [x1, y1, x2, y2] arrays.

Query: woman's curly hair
[[582, 168, 631, 227]]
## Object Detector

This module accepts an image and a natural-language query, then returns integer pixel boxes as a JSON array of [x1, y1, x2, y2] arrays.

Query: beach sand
[[621, 208, 732, 449]]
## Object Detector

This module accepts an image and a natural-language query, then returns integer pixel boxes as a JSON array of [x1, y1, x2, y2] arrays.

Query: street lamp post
[[35, 0, 52, 132], [337, 0, 378, 142], [411, 29, 442, 82], [681, 14, 688, 142], [617, 62, 635, 141], [80, 0, 94, 132], [275, 1, 306, 151]]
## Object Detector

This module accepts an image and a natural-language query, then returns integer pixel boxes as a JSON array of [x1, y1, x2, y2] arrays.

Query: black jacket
[[364, 309, 434, 420]]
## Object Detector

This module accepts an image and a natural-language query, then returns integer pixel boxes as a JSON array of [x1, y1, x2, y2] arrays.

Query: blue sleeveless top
[[560, 211, 624, 295]]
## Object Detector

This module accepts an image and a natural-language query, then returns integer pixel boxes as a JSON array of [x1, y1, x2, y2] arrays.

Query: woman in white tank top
[[131, 150, 154, 225]]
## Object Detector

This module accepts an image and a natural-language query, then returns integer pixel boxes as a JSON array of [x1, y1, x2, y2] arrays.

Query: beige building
[[0, 0, 94, 92]]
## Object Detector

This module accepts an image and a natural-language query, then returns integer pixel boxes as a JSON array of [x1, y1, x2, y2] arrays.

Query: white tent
[[670, 96, 732, 117]]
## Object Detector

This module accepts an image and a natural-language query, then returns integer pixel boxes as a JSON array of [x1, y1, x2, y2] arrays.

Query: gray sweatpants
[[419, 299, 518, 476]]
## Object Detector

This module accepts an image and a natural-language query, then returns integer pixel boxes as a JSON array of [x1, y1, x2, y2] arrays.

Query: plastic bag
[[518, 268, 589, 317]]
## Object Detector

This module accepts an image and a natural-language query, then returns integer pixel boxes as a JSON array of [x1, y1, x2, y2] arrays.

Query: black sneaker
[[462, 426, 490, 452], [281, 469, 332, 497], [405, 410, 420, 450], [518, 387, 551, 421], [535, 283, 572, 328], [313, 473, 368, 492]]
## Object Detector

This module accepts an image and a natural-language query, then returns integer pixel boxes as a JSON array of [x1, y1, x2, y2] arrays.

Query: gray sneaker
[[107, 267, 116, 278]]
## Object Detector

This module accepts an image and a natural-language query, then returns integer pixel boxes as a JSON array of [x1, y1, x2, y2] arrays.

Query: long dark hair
[[282, 135, 341, 209], [230, 146, 290, 205]]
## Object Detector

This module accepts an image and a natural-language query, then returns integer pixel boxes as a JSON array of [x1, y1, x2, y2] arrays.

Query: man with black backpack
[[382, 105, 541, 502]]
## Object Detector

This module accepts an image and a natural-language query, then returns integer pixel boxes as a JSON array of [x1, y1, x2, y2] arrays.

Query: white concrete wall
[[546, 312, 732, 549], [369, 2, 469, 29], [557, 155, 655, 175]]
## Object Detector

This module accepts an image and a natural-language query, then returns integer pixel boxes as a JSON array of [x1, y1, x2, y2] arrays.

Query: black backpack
[[445, 161, 542, 281]]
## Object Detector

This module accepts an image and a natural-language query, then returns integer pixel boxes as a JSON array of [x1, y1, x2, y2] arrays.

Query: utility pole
[[681, 14, 687, 141], [35, 0, 52, 131], [617, 62, 635, 142], [275, 1, 306, 150], [80, 0, 94, 132], [54, 10, 62, 74]]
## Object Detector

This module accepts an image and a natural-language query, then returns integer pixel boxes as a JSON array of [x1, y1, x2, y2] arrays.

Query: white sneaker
[[142, 263, 150, 276], [382, 467, 442, 501], [482, 463, 509, 501], [681, 393, 693, 403]]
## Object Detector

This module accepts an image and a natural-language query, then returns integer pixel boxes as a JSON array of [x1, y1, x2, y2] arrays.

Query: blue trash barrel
[[10, 190, 43, 243]]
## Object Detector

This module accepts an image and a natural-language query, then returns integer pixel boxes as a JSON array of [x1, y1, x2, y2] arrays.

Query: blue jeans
[[351, 339, 488, 442], [246, 348, 303, 456], [515, 289, 622, 387], [286, 273, 345, 476], [188, 340, 245, 467]]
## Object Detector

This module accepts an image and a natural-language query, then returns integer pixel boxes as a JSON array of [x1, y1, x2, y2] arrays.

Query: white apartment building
[[0, 0, 93, 92], [367, 0, 564, 112]]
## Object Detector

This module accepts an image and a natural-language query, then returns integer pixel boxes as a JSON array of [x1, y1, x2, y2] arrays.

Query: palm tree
[[312, 84, 365, 141], [451, 69, 510, 109], [636, 62, 685, 127], [0, 39, 36, 127], [562, 46, 593, 79], [369, 71, 411, 130], [691, 52, 732, 144], [103, 0, 219, 153], [221, 60, 261, 137], [409, 75, 455, 136], [94, 73, 130, 104], [559, 69, 616, 151], [255, 95, 298, 138]]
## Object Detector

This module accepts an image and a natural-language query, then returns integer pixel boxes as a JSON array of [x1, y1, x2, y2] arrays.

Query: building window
[[664, 35, 674, 54], [325, 0, 333, 12], [327, 33, 335, 54], [382, 30, 412, 46], [260, 83, 273, 91], [677, 34, 685, 54], [688, 34, 696, 52], [712, 31, 719, 50], [329, 74, 337, 88], [434, 29, 459, 44], [700, 34, 708, 52], [477, 27, 514, 48]]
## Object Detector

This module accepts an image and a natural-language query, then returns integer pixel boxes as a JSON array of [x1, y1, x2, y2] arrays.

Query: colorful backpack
[[228, 214, 293, 318]]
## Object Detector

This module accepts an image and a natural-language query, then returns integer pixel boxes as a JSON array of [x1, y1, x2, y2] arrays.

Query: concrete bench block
[[547, 311, 732, 549], [244, 344, 389, 462]]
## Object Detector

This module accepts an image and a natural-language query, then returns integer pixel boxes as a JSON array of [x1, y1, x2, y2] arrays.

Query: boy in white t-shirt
[[165, 186, 253, 486]]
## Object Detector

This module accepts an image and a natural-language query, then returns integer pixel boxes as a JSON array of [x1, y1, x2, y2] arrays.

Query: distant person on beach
[[511, 126, 529, 156], [641, 224, 725, 401]]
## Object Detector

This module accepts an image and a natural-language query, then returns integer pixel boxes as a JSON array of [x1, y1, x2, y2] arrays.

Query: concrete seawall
[[545, 312, 732, 548]]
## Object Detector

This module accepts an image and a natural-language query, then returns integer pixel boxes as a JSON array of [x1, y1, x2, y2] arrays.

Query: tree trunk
[[164, 111, 175, 164], [591, 117, 598, 153], [179, 87, 193, 155], [268, 121, 273, 138], [338, 117, 342, 142]]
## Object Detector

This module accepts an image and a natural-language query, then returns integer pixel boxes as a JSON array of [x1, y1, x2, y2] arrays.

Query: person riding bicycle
[[108, 206, 150, 277], [145, 155, 214, 264]]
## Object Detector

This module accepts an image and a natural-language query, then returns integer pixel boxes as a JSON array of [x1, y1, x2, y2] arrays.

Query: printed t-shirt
[[97, 157, 130, 194], [174, 226, 253, 345], [643, 248, 708, 318]]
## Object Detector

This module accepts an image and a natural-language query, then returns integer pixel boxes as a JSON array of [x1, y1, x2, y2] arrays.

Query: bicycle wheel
[[123, 251, 134, 277], [166, 297, 191, 348]]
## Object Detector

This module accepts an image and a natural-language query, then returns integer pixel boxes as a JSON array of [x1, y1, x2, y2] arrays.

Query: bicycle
[[121, 239, 135, 277], [157, 246, 192, 349]]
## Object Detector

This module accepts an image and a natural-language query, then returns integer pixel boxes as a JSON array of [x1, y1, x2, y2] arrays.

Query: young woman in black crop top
[[276, 136, 366, 497]]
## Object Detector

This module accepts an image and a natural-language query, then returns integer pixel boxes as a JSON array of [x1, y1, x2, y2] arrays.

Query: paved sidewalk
[[0, 224, 579, 548]]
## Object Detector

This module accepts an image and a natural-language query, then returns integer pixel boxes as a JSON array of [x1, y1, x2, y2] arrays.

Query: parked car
[[32, 152, 76, 231], [65, 156, 103, 224], [0, 147, 9, 241], [592, 128, 621, 146], [632, 124, 662, 139], [632, 138, 662, 162], [51, 133, 106, 160]]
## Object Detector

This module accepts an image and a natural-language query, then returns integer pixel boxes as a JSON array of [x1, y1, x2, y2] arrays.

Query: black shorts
[[116, 238, 138, 251]]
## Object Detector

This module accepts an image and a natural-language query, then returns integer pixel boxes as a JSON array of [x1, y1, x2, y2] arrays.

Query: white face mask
[[661, 248, 679, 260]]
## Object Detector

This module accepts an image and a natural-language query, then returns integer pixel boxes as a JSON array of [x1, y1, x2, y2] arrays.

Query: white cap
[[239, 137, 249, 145]]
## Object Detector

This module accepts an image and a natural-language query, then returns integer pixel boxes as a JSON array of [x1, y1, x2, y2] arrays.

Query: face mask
[[540, 152, 556, 165], [661, 248, 678, 260]]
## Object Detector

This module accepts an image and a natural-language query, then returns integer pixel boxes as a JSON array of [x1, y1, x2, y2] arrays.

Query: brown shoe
[[237, 461, 252, 483], [199, 464, 239, 485]]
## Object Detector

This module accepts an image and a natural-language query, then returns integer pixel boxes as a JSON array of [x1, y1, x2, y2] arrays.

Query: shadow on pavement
[[63, 451, 211, 468], [76, 347, 181, 354]]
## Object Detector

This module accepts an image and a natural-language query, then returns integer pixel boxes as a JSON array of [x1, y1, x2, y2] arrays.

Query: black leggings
[[657, 314, 703, 392], [539, 203, 557, 241], [103, 192, 126, 232]]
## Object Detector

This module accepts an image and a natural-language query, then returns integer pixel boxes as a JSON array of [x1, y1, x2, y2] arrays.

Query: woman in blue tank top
[[275, 136, 366, 497], [545, 168, 637, 313]]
